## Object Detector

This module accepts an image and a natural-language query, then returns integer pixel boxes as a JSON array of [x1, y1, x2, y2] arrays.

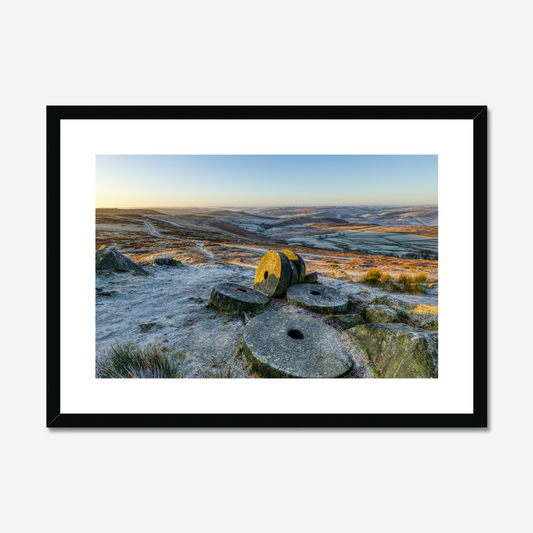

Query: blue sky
[[95, 154, 437, 208]]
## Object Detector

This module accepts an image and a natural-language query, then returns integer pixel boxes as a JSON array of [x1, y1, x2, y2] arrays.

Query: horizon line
[[95, 203, 439, 209]]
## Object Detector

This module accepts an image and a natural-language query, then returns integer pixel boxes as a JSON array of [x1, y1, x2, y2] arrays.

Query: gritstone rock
[[145, 256, 184, 267], [285, 284, 348, 314], [365, 304, 400, 323], [209, 282, 269, 313], [342, 323, 438, 378], [408, 304, 438, 331], [330, 314, 365, 329], [278, 249, 306, 283], [243, 311, 353, 378], [304, 271, 318, 283], [95, 246, 149, 276], [371, 294, 410, 309], [254, 251, 292, 297]]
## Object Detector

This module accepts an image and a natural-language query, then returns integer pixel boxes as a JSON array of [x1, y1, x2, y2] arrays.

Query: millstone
[[209, 282, 269, 313], [254, 251, 292, 297], [253, 274, 279, 298], [285, 284, 348, 314], [288, 261, 299, 286], [304, 271, 318, 283], [243, 311, 353, 378], [279, 249, 306, 283]]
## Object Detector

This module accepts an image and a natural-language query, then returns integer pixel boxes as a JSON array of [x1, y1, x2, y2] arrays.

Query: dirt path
[[141, 220, 170, 238], [195, 242, 215, 258]]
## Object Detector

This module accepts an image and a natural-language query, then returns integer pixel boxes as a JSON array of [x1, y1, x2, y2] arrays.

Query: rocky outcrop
[[371, 295, 404, 308], [330, 314, 365, 329], [95, 246, 149, 276], [150, 256, 184, 267], [364, 304, 400, 324], [303, 271, 318, 283], [343, 323, 438, 378]]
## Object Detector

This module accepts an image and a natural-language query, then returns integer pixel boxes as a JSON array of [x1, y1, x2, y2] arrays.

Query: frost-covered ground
[[96, 261, 438, 378], [96, 263, 254, 362]]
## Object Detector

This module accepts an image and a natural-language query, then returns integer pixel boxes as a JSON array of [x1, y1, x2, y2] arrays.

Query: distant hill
[[253, 206, 438, 226], [266, 216, 349, 228], [96, 208, 164, 215], [154, 207, 220, 216], [206, 220, 271, 239]]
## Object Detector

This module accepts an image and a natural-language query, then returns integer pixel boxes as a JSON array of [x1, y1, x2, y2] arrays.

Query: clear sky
[[95, 154, 437, 208]]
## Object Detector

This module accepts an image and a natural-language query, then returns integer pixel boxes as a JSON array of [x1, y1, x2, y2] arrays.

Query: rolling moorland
[[95, 205, 438, 378]]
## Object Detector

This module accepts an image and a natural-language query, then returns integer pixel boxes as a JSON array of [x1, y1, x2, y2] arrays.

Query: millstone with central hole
[[285, 284, 348, 314], [243, 311, 353, 378], [254, 251, 292, 297], [209, 282, 269, 313], [279, 249, 306, 283]]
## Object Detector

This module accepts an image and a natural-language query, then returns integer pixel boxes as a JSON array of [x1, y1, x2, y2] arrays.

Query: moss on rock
[[344, 323, 438, 378], [409, 305, 438, 331], [330, 314, 365, 329], [365, 304, 400, 324]]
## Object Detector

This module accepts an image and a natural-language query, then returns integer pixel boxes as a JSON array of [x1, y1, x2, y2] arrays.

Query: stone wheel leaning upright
[[254, 250, 292, 297], [278, 249, 306, 283]]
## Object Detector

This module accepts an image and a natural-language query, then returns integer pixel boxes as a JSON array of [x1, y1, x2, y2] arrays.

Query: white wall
[[1, 2, 529, 532]]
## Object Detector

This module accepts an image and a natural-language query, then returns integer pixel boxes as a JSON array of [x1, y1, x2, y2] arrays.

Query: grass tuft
[[396, 273, 427, 294], [359, 268, 383, 286], [360, 268, 427, 294], [96, 343, 197, 378]]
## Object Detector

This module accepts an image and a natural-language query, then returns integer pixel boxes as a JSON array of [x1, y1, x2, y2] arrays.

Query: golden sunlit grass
[[411, 304, 438, 315], [360, 269, 428, 294], [360, 268, 383, 285], [396, 272, 427, 293]]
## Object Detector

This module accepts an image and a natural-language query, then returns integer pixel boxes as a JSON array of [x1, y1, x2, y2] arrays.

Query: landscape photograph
[[95, 154, 438, 379]]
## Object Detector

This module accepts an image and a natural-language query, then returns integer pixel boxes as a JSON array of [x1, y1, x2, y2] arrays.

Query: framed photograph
[[47, 106, 487, 428]]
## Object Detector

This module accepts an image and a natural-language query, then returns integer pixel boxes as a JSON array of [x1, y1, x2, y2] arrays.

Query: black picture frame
[[47, 105, 487, 428]]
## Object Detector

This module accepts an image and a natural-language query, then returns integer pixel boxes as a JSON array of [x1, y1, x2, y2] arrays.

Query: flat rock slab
[[343, 323, 438, 378], [254, 251, 292, 297], [304, 271, 318, 283], [143, 256, 184, 267], [209, 283, 269, 313], [279, 249, 306, 283], [96, 246, 149, 276], [286, 284, 348, 314], [243, 311, 353, 378]]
